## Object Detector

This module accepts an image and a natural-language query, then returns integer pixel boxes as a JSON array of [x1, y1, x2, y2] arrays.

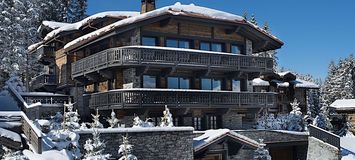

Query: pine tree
[[91, 109, 103, 128], [263, 22, 270, 33], [250, 14, 258, 25], [118, 135, 137, 160], [160, 105, 174, 127], [288, 98, 303, 131], [1, 145, 26, 160], [83, 129, 111, 160], [313, 106, 333, 131], [243, 11, 248, 21], [106, 109, 119, 128], [62, 101, 80, 130], [254, 139, 271, 160]]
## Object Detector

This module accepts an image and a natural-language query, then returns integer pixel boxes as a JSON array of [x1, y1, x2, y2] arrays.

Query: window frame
[[141, 36, 158, 46], [165, 38, 191, 49]]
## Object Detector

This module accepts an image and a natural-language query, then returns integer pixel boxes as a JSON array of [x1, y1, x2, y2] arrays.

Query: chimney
[[141, 0, 156, 14]]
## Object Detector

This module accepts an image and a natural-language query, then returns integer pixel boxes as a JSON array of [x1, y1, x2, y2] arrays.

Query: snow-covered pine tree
[[160, 105, 173, 127], [91, 109, 103, 128], [1, 145, 26, 160], [313, 106, 333, 131], [335, 116, 354, 137], [253, 139, 271, 160], [62, 102, 80, 130], [250, 14, 258, 25], [106, 109, 119, 128], [118, 134, 137, 160], [243, 11, 248, 21], [263, 22, 270, 33], [288, 98, 303, 131], [321, 61, 338, 107], [83, 129, 110, 160]]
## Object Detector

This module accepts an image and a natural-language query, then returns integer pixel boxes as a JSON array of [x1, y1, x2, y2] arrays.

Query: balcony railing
[[85, 89, 277, 109], [72, 46, 274, 78], [30, 74, 56, 91], [21, 93, 69, 106]]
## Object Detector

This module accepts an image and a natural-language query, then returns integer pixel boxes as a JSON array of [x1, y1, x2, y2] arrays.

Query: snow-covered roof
[[20, 92, 69, 97], [38, 21, 70, 32], [43, 11, 139, 42], [252, 78, 320, 89], [27, 41, 43, 52], [0, 127, 21, 142], [193, 129, 259, 152], [63, 2, 282, 52], [76, 126, 194, 134], [341, 136, 355, 155], [330, 99, 355, 111]]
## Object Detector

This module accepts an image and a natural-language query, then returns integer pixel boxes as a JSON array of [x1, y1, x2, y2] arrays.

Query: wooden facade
[[30, 2, 285, 130]]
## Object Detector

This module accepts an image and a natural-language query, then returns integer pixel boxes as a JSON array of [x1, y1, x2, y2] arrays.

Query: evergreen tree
[[313, 106, 333, 131], [263, 22, 270, 33], [254, 139, 271, 160], [83, 129, 111, 160], [118, 135, 138, 160], [250, 14, 258, 25], [288, 98, 303, 131], [106, 109, 119, 128], [160, 105, 173, 127], [1, 145, 26, 160], [91, 109, 103, 128], [62, 102, 80, 130]]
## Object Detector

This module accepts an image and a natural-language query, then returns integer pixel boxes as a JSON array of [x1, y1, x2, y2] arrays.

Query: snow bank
[[44, 11, 139, 41], [0, 127, 21, 142], [342, 154, 355, 160], [23, 149, 71, 160], [341, 136, 355, 153], [63, 2, 280, 51]]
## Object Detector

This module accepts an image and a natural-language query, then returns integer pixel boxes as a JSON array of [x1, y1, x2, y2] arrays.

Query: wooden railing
[[309, 124, 340, 149], [21, 112, 42, 153], [85, 89, 277, 109], [30, 74, 56, 90], [72, 46, 274, 78], [21, 93, 69, 106]]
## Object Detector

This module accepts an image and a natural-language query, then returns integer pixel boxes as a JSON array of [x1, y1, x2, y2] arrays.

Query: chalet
[[26, 0, 322, 131], [252, 72, 320, 114], [330, 99, 355, 133]]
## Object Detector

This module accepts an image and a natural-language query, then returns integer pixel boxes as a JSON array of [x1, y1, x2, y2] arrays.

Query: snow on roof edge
[[75, 126, 194, 134]]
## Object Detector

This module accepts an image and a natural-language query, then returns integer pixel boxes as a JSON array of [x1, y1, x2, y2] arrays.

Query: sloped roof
[[193, 129, 259, 152], [252, 78, 320, 89], [43, 11, 140, 41], [330, 99, 355, 111], [63, 2, 283, 52]]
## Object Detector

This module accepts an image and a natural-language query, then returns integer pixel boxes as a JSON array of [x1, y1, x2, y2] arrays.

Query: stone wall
[[307, 137, 341, 160], [77, 127, 194, 160], [223, 110, 242, 130]]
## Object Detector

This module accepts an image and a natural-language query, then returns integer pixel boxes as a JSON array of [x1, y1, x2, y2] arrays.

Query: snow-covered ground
[[341, 135, 355, 160], [23, 149, 71, 160]]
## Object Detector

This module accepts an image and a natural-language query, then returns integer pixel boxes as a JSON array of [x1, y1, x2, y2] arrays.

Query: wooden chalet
[[28, 0, 286, 130]]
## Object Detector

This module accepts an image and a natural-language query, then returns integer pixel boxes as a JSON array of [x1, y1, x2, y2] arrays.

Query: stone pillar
[[246, 39, 253, 55]]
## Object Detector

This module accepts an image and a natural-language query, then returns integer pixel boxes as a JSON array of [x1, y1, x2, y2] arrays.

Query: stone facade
[[222, 110, 242, 129], [307, 137, 341, 160], [123, 68, 141, 89], [78, 127, 194, 160]]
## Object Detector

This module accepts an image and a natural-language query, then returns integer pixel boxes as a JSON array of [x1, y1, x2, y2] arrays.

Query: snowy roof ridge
[[43, 11, 140, 41], [63, 2, 282, 52], [76, 127, 194, 134], [193, 129, 259, 152], [252, 78, 320, 89], [330, 99, 355, 110], [39, 21, 70, 31]]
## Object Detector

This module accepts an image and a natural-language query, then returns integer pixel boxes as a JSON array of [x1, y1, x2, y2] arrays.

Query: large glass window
[[200, 42, 210, 51], [207, 115, 217, 129], [201, 78, 221, 90], [168, 77, 179, 89], [142, 37, 157, 46], [193, 117, 202, 130], [211, 43, 222, 52], [200, 42, 223, 52], [231, 44, 243, 54], [166, 39, 190, 48], [168, 77, 190, 89], [143, 75, 156, 88], [232, 80, 241, 92]]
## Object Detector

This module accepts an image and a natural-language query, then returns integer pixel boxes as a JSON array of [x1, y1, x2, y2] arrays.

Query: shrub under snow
[[83, 129, 110, 160], [118, 135, 137, 160]]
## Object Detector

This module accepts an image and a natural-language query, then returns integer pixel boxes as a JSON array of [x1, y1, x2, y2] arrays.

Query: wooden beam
[[98, 70, 113, 79], [160, 18, 172, 27]]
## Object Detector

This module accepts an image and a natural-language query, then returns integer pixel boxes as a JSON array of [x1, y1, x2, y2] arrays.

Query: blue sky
[[87, 0, 355, 79]]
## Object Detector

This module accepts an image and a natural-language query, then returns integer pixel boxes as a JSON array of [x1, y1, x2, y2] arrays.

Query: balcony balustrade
[[30, 74, 57, 92], [72, 46, 274, 78], [84, 89, 277, 109]]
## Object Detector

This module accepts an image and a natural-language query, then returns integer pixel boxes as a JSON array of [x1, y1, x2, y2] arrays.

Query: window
[[168, 77, 179, 89], [200, 42, 223, 52], [232, 80, 241, 92], [200, 42, 210, 51], [173, 117, 179, 126], [201, 78, 221, 90], [211, 43, 222, 52], [166, 39, 190, 48], [142, 37, 157, 46], [168, 77, 190, 89], [231, 44, 243, 54], [193, 117, 202, 130], [143, 75, 156, 88], [207, 115, 217, 129]]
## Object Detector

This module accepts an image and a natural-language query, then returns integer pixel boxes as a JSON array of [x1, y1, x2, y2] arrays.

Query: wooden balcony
[[30, 74, 57, 92], [36, 45, 55, 65], [84, 89, 277, 109], [72, 46, 274, 79], [21, 92, 69, 106]]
